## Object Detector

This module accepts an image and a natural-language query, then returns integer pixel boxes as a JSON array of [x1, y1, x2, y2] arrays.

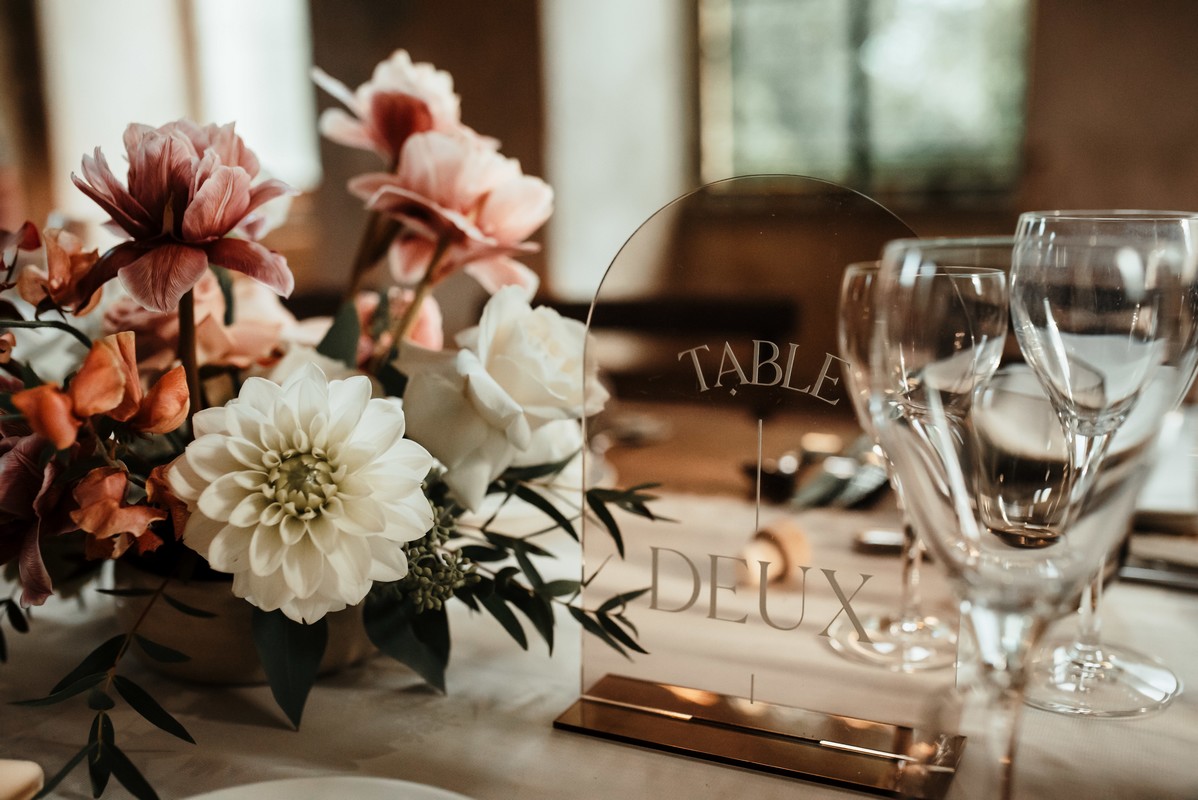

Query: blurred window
[[699, 0, 1030, 201], [37, 0, 319, 226]]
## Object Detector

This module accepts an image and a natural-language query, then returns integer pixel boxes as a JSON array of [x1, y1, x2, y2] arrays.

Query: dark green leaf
[[568, 607, 627, 658], [479, 592, 527, 650], [133, 635, 189, 663], [95, 587, 156, 598], [492, 566, 520, 590], [251, 609, 328, 729], [14, 672, 105, 706], [87, 688, 115, 711], [458, 545, 509, 563], [0, 627, 6, 662], [51, 635, 123, 693], [498, 452, 579, 483], [210, 265, 235, 325], [161, 593, 217, 619], [585, 493, 624, 557], [315, 301, 361, 368], [512, 547, 544, 591], [503, 586, 554, 654], [597, 587, 650, 614], [106, 742, 160, 800], [88, 712, 113, 797], [597, 612, 649, 654], [363, 594, 449, 692], [376, 362, 408, 399], [113, 675, 195, 744], [510, 484, 577, 539], [4, 599, 29, 632], [35, 742, 95, 799], [454, 584, 480, 612], [539, 579, 581, 598], [482, 531, 553, 558]]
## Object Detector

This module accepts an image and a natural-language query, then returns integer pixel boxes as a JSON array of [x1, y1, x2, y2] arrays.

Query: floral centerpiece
[[0, 50, 654, 799]]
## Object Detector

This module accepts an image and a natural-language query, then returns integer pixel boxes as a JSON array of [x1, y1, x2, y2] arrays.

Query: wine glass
[[1012, 211, 1198, 717], [826, 261, 957, 671], [866, 244, 1031, 798]]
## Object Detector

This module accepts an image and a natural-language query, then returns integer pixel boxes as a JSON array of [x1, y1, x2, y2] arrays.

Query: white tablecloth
[[2, 513, 1197, 800]]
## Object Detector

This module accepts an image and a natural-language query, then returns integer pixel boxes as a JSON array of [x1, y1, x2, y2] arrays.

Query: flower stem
[[177, 289, 202, 419], [105, 576, 170, 691], [368, 235, 450, 371], [0, 318, 93, 350], [344, 211, 402, 302]]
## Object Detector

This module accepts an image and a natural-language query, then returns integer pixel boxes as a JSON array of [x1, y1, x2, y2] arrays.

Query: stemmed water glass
[[1012, 211, 1198, 717], [826, 261, 960, 671]]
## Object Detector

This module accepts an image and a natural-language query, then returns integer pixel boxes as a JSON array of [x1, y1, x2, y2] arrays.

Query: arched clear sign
[[555, 176, 964, 798]]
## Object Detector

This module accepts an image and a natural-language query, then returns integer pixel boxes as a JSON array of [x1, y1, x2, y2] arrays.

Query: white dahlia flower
[[168, 363, 434, 623]]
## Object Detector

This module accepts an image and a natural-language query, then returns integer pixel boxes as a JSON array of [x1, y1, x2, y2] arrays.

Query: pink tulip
[[313, 49, 462, 165], [350, 130, 551, 296], [71, 120, 296, 313]]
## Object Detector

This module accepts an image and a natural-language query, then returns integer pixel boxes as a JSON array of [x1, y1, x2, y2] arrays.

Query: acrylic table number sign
[[554, 176, 965, 799]]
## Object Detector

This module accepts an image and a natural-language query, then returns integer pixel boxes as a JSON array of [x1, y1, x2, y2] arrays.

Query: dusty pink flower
[[350, 130, 551, 296], [313, 49, 462, 165], [103, 270, 297, 372], [71, 120, 296, 313], [0, 426, 74, 605]]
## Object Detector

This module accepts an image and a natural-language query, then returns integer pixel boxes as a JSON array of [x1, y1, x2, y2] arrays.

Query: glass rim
[[883, 235, 1016, 255], [1019, 209, 1198, 222]]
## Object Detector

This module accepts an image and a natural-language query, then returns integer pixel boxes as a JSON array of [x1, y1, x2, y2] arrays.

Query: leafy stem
[[0, 318, 93, 350]]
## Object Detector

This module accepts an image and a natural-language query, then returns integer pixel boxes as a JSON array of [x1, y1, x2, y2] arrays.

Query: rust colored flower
[[313, 49, 462, 166], [0, 221, 40, 256], [10, 385, 80, 451], [70, 467, 165, 560], [350, 130, 551, 296], [10, 332, 189, 449], [16, 228, 103, 315], [71, 120, 296, 313], [146, 462, 190, 538], [0, 428, 74, 605]]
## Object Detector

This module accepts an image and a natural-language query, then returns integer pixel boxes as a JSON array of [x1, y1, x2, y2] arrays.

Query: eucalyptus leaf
[[597, 587, 650, 614], [585, 493, 624, 557], [597, 612, 649, 655], [479, 592, 527, 650], [88, 712, 113, 797], [51, 635, 123, 693], [315, 301, 361, 368], [539, 579, 581, 598], [95, 587, 156, 598], [14, 673, 105, 707], [512, 547, 544, 591], [4, 599, 29, 632], [376, 362, 408, 398], [87, 688, 115, 711], [498, 452, 579, 483], [161, 593, 217, 619], [503, 586, 554, 654], [363, 593, 449, 692], [36, 742, 96, 799], [510, 484, 577, 539], [568, 607, 628, 659], [251, 608, 328, 728], [107, 742, 160, 800], [133, 635, 190, 663], [113, 675, 195, 744], [458, 545, 509, 563]]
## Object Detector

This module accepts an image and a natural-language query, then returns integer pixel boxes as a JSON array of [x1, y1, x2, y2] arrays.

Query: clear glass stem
[[1061, 427, 1115, 666], [895, 523, 924, 631], [959, 601, 1047, 800]]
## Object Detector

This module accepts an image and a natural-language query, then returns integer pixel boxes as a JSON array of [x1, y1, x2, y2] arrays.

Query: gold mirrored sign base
[[554, 675, 965, 799]]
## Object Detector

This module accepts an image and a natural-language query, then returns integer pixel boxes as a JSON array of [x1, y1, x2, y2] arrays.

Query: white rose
[[459, 286, 608, 427], [398, 345, 532, 510]]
